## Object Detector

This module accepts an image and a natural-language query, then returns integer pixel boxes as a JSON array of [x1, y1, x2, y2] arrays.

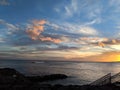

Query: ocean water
[[0, 60, 120, 85]]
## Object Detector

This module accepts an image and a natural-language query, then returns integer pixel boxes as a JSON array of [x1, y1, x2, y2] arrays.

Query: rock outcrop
[[0, 68, 120, 90]]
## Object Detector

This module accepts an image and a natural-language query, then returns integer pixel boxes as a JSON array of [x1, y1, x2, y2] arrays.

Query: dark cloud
[[35, 45, 79, 51], [91, 39, 120, 47]]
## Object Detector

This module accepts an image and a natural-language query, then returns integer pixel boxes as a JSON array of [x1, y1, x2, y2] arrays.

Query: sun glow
[[104, 54, 120, 62], [116, 55, 120, 62], [86, 52, 120, 62]]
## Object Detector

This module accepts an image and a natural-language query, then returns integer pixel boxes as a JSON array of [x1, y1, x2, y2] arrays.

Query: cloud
[[110, 45, 120, 51], [85, 51, 120, 62], [101, 39, 120, 45], [91, 38, 120, 48], [88, 8, 101, 19], [39, 36, 61, 44], [47, 21, 60, 30], [98, 42, 105, 48], [75, 36, 120, 48], [79, 27, 98, 35], [0, 38, 5, 43], [54, 0, 103, 23], [0, 19, 19, 44], [1, 19, 119, 50], [26, 20, 45, 40], [74, 37, 107, 46], [64, 6, 72, 16], [0, 19, 63, 46], [109, 0, 120, 9], [72, 37, 110, 48], [1, 18, 119, 54], [63, 50, 101, 60], [0, 0, 10, 6], [54, 0, 79, 18], [112, 39, 117, 44], [82, 19, 102, 26], [57, 22, 99, 36], [0, 19, 18, 31], [26, 19, 99, 39], [26, 20, 62, 43], [63, 0, 78, 17], [35, 45, 79, 52]]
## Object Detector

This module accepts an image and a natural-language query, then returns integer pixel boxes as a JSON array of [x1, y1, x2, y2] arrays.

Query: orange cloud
[[33, 20, 46, 25], [39, 36, 61, 44], [112, 39, 117, 44], [26, 20, 45, 40], [98, 41, 105, 48], [26, 20, 61, 43], [97, 39, 119, 48]]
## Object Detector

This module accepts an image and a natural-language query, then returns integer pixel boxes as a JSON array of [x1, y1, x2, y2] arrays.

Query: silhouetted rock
[[0, 68, 29, 85], [26, 74, 67, 82], [0, 68, 120, 90]]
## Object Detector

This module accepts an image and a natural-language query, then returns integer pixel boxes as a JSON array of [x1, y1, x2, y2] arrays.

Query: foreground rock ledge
[[0, 68, 67, 84], [0, 68, 120, 90]]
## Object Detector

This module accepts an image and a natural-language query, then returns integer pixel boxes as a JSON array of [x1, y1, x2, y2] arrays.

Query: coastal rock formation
[[0, 68, 67, 84], [27, 74, 67, 82], [0, 68, 28, 84], [0, 68, 120, 90]]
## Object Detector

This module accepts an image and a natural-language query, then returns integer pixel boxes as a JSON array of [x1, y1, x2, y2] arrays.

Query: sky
[[0, 0, 120, 62]]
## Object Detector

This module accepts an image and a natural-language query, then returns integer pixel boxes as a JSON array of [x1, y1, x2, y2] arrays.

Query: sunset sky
[[0, 0, 120, 62]]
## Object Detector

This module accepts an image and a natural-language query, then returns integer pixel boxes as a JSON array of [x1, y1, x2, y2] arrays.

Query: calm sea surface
[[0, 60, 120, 85]]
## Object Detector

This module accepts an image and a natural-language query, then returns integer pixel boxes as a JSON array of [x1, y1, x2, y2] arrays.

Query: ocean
[[0, 60, 120, 85]]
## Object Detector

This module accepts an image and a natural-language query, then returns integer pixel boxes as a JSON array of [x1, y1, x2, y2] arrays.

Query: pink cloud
[[26, 20, 61, 43]]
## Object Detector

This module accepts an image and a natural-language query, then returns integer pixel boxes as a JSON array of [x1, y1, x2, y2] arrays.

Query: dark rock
[[0, 68, 120, 90], [26, 74, 67, 82], [0, 68, 29, 85]]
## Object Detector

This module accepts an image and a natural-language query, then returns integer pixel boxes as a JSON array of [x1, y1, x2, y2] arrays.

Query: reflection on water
[[0, 60, 120, 85]]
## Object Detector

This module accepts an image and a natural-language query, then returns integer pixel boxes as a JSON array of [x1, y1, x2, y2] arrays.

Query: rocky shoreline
[[0, 68, 120, 90]]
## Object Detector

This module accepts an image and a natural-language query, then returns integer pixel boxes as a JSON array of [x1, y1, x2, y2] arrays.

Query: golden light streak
[[86, 51, 120, 62]]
